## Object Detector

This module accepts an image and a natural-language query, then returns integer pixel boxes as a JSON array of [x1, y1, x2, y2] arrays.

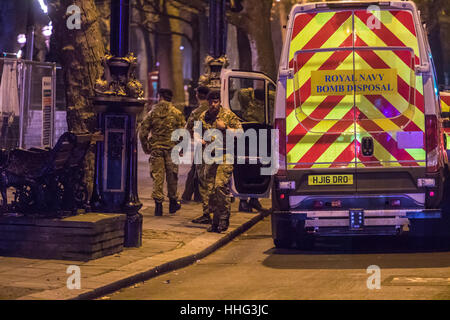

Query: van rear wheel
[[295, 236, 315, 250], [274, 238, 293, 249]]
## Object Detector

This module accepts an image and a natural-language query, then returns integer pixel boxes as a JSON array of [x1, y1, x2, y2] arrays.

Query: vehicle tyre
[[295, 236, 315, 250], [274, 238, 293, 249], [440, 173, 450, 211]]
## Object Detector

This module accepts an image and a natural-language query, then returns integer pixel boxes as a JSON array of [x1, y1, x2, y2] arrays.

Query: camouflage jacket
[[185, 100, 210, 135], [197, 106, 242, 151], [139, 100, 186, 153], [243, 99, 265, 123], [238, 88, 265, 123]]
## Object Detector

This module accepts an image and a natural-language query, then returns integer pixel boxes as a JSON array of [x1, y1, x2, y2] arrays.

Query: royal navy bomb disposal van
[[221, 1, 450, 248]]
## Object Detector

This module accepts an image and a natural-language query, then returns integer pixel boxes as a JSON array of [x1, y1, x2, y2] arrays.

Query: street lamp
[[42, 24, 52, 37], [91, 0, 145, 248], [199, 0, 229, 89], [17, 34, 26, 45], [37, 0, 48, 13]]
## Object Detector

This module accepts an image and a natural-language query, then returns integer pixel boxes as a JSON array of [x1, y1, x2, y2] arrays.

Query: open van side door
[[220, 69, 276, 198]]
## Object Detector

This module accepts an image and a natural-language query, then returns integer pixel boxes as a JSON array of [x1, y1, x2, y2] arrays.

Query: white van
[[221, 1, 449, 248]]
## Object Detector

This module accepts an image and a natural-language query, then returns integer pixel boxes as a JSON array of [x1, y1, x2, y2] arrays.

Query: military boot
[[155, 201, 163, 216], [249, 198, 264, 212], [238, 199, 252, 212], [207, 224, 218, 233], [192, 214, 212, 224], [169, 199, 181, 214], [217, 219, 229, 232], [207, 220, 229, 233]]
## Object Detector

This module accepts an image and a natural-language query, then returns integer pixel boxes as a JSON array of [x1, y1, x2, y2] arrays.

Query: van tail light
[[425, 115, 438, 152], [425, 115, 439, 172], [390, 199, 401, 207], [275, 118, 286, 177], [313, 200, 324, 209], [331, 200, 342, 208]]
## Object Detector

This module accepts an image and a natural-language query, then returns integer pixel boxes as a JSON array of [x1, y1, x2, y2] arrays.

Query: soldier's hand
[[216, 119, 226, 130], [142, 143, 151, 154]]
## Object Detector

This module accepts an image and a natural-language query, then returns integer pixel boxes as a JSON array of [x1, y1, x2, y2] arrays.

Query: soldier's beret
[[207, 90, 221, 101], [158, 88, 173, 102], [196, 86, 210, 96]]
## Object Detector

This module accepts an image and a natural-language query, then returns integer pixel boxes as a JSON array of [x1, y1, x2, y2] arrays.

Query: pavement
[[0, 147, 271, 300]]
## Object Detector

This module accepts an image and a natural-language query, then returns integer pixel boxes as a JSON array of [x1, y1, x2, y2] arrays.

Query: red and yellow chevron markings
[[285, 8, 425, 169], [441, 92, 450, 149]]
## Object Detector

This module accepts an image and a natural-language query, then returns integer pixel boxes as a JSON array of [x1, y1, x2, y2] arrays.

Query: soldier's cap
[[158, 88, 173, 102], [254, 88, 265, 101], [207, 90, 221, 102], [196, 86, 210, 96]]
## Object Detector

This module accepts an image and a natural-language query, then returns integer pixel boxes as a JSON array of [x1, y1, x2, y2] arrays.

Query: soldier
[[182, 86, 210, 204], [139, 88, 186, 216], [245, 88, 266, 123], [194, 90, 243, 233], [239, 87, 265, 124]]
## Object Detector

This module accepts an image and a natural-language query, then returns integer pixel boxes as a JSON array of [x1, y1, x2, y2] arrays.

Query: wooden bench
[[0, 132, 92, 216]]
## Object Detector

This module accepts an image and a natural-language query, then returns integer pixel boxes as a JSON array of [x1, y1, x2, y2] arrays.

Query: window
[[229, 77, 266, 124]]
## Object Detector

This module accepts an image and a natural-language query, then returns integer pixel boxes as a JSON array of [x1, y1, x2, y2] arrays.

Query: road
[[103, 217, 450, 300]]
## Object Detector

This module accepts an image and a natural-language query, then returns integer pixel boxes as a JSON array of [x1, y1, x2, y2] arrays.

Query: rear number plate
[[308, 174, 353, 185]]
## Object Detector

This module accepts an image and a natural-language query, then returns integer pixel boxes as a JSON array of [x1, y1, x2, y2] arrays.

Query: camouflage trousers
[[196, 164, 209, 216], [149, 148, 178, 202], [198, 160, 233, 225]]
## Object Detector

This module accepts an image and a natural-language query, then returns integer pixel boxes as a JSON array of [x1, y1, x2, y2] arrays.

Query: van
[[221, 1, 449, 248]]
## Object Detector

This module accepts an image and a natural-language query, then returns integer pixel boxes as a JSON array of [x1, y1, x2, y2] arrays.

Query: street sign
[[42, 76, 52, 147]]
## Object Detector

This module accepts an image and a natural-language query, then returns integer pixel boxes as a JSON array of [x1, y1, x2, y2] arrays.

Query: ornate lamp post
[[91, 0, 145, 247], [199, 0, 229, 89]]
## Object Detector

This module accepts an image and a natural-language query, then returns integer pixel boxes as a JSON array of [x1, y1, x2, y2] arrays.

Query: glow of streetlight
[[42, 23, 53, 37], [17, 34, 26, 44], [37, 0, 48, 13]]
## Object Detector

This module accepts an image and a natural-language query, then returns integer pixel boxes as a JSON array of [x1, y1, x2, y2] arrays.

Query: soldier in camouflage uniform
[[139, 88, 186, 216], [240, 88, 265, 124], [182, 86, 210, 205], [194, 91, 243, 233]]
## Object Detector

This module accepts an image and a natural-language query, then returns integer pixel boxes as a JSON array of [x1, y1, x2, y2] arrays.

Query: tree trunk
[[191, 13, 201, 87], [136, 12, 154, 73], [414, 0, 448, 85], [237, 27, 252, 71], [228, 0, 276, 80], [95, 0, 110, 52], [156, 2, 172, 90], [167, 2, 185, 104], [47, 0, 106, 199], [426, 0, 445, 85]]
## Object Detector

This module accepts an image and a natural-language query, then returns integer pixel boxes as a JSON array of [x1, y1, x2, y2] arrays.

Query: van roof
[[292, 1, 416, 12]]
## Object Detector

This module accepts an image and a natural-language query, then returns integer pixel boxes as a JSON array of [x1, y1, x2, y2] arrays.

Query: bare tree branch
[[226, 10, 249, 28], [131, 21, 193, 46], [132, 3, 193, 25], [168, 0, 208, 14]]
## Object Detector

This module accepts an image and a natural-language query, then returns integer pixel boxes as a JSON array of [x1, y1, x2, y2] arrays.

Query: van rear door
[[352, 8, 426, 193], [353, 9, 425, 167], [221, 69, 276, 198], [289, 10, 358, 194], [288, 4, 426, 196]]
